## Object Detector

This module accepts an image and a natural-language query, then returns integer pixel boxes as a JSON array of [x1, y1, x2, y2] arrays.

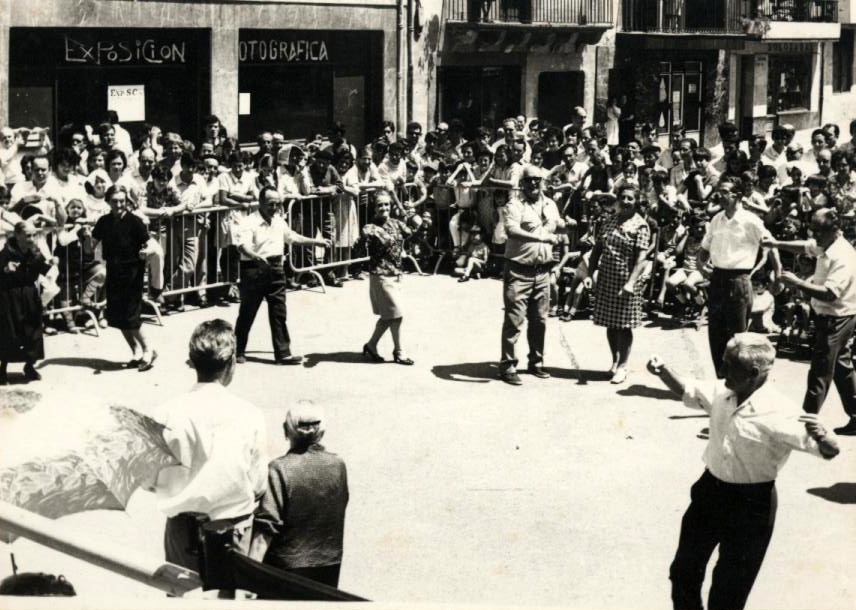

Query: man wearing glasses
[[763, 208, 856, 435], [499, 165, 573, 386]]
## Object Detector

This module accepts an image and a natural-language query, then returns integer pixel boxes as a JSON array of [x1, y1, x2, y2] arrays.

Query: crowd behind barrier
[[2, 115, 856, 356]]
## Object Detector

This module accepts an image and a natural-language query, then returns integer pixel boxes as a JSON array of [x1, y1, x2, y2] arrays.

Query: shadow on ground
[[617, 384, 680, 401], [430, 362, 613, 384], [806, 482, 856, 504], [303, 351, 382, 368], [39, 357, 128, 373]]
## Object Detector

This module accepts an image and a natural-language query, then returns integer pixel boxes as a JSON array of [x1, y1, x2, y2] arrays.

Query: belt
[[712, 268, 752, 276], [241, 256, 283, 267], [505, 259, 554, 275], [703, 469, 774, 494]]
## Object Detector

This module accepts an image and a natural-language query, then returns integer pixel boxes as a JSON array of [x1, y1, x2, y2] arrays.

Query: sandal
[[138, 350, 158, 372]]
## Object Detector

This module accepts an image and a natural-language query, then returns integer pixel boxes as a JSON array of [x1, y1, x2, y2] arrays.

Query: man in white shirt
[[232, 187, 330, 365], [168, 152, 208, 305], [52, 148, 87, 207], [153, 319, 268, 578], [698, 181, 780, 376], [120, 147, 157, 208], [10, 155, 66, 226], [648, 333, 839, 610], [764, 208, 856, 435]]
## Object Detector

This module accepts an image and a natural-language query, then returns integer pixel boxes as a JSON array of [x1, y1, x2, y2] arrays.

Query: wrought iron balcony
[[621, 0, 837, 34], [750, 0, 838, 21], [443, 0, 614, 26]]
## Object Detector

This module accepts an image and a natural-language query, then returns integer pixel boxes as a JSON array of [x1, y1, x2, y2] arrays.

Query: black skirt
[[105, 260, 145, 330], [0, 284, 44, 362]]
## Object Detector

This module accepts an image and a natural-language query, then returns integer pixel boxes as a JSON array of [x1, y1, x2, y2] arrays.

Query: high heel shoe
[[362, 344, 384, 363], [392, 350, 414, 366]]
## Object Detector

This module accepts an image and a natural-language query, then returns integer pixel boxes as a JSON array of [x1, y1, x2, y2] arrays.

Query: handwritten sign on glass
[[107, 85, 146, 122]]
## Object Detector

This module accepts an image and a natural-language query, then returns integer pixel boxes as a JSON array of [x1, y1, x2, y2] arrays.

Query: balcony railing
[[622, 0, 744, 33], [443, 0, 614, 25], [750, 0, 838, 21], [622, 0, 837, 34]]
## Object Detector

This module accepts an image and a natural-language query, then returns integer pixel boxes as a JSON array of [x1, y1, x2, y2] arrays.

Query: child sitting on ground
[[748, 275, 780, 334], [455, 226, 490, 282]]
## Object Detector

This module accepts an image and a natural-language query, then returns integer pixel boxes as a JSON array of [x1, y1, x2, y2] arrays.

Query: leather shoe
[[528, 366, 551, 379], [275, 355, 304, 365], [235, 354, 247, 364], [23, 363, 41, 381], [363, 344, 384, 363], [392, 351, 414, 365], [499, 370, 522, 386], [833, 419, 856, 436]]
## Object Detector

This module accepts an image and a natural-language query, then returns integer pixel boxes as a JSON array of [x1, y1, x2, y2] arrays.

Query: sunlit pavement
[[2, 274, 854, 609]]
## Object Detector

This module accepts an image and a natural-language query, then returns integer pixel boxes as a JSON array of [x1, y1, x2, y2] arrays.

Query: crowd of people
[[1, 107, 855, 606]]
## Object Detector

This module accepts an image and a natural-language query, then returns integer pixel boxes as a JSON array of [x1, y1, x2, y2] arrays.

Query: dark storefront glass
[[767, 54, 813, 113], [440, 66, 521, 138], [238, 30, 383, 146], [9, 28, 210, 143]]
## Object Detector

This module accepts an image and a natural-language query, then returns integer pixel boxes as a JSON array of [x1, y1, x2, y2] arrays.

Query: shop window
[[767, 54, 813, 113], [833, 29, 854, 93]]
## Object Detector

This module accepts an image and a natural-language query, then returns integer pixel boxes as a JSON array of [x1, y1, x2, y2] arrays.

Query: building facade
[[2, 0, 855, 144], [614, 0, 856, 146], [0, 0, 398, 145]]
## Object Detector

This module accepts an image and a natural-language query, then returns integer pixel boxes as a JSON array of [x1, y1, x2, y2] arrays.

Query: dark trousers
[[235, 261, 291, 359], [803, 313, 856, 417], [500, 260, 550, 371], [707, 270, 752, 378], [670, 470, 777, 610]]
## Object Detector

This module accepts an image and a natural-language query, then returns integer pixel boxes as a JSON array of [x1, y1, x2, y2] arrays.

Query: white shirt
[[9, 177, 63, 210], [233, 211, 299, 260], [805, 236, 856, 317], [168, 173, 206, 211], [154, 382, 268, 520], [683, 380, 825, 483], [117, 170, 151, 208], [52, 174, 87, 206], [701, 205, 771, 270]]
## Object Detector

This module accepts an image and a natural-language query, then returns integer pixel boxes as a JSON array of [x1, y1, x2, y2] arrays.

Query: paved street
[[1, 274, 854, 608]]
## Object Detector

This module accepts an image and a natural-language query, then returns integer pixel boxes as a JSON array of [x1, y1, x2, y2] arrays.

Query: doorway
[[440, 65, 521, 138]]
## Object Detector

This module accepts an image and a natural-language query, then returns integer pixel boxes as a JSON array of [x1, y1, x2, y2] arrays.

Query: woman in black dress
[[0, 220, 55, 384], [92, 185, 157, 371]]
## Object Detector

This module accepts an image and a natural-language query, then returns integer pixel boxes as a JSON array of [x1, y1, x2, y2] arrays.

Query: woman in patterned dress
[[586, 185, 651, 384], [357, 190, 420, 365]]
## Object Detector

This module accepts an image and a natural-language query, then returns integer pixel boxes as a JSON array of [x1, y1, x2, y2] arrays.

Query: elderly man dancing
[[648, 333, 840, 610]]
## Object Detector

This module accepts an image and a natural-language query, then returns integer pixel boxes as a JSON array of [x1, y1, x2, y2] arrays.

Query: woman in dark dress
[[356, 190, 421, 365], [586, 185, 651, 385], [0, 220, 55, 384], [92, 185, 157, 371]]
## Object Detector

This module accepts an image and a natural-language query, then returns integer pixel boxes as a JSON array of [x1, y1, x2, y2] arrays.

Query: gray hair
[[284, 402, 325, 450], [188, 319, 236, 377], [725, 333, 776, 373]]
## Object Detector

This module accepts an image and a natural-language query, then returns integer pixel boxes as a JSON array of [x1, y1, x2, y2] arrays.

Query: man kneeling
[[647, 333, 839, 610]]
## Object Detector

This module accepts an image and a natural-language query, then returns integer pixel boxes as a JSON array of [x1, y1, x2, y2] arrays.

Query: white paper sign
[[239, 92, 251, 115], [107, 85, 145, 122]]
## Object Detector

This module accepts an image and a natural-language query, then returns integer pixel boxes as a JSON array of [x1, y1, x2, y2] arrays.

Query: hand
[[761, 235, 778, 248], [582, 276, 593, 290], [647, 355, 664, 376], [779, 271, 798, 285], [620, 280, 635, 297], [800, 414, 840, 459], [49, 256, 59, 266], [543, 233, 559, 245], [316, 238, 332, 249], [4, 261, 20, 273]]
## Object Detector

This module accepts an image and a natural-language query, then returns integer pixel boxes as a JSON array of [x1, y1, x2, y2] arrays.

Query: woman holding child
[[357, 190, 421, 365]]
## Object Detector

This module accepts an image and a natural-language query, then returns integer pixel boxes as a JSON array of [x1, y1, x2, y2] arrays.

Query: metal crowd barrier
[[284, 192, 372, 293]]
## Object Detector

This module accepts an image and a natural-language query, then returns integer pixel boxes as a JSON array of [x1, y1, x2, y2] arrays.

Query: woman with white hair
[[252, 404, 349, 589], [356, 189, 421, 365]]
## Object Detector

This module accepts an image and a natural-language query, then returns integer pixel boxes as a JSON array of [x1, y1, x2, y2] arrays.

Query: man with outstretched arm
[[647, 333, 839, 610]]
